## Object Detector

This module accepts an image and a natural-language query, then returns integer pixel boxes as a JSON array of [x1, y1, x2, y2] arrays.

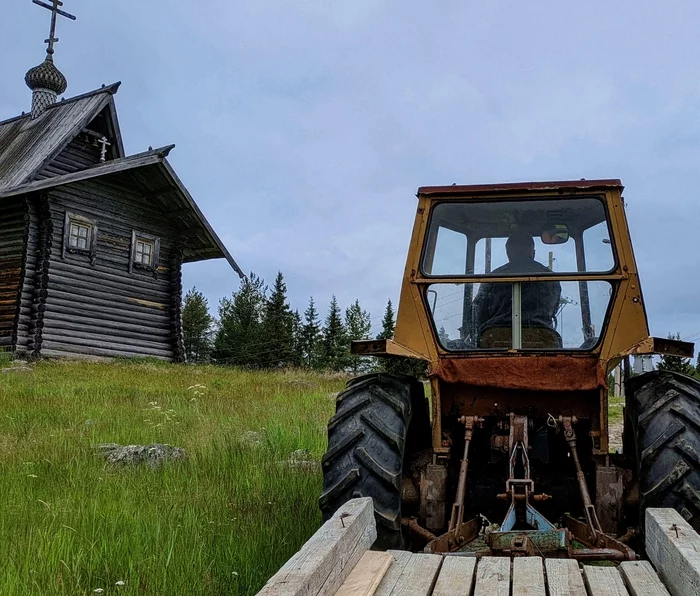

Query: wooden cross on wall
[[32, 0, 76, 57], [97, 136, 111, 162]]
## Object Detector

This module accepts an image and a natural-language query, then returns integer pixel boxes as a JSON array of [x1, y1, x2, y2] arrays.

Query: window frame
[[62, 212, 98, 261], [129, 230, 160, 273], [420, 195, 618, 279]]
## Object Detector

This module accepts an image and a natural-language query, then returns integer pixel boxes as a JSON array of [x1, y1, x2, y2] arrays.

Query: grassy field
[[0, 358, 628, 595], [0, 359, 344, 595]]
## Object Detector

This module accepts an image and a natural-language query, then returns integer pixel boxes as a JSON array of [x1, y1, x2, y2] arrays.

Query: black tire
[[319, 373, 426, 548], [626, 370, 700, 531]]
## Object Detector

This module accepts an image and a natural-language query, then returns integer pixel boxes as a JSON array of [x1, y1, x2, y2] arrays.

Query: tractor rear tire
[[319, 373, 426, 549], [626, 370, 700, 531]]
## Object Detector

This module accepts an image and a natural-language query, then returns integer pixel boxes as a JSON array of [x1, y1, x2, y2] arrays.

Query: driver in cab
[[473, 231, 561, 347]]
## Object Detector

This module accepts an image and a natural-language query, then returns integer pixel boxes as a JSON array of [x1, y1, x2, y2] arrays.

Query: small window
[[69, 221, 91, 249], [130, 231, 160, 273], [63, 212, 97, 261], [135, 238, 154, 267]]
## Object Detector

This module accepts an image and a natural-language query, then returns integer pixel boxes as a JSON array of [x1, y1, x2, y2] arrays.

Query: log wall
[[41, 178, 179, 360], [0, 197, 28, 350], [15, 197, 40, 355]]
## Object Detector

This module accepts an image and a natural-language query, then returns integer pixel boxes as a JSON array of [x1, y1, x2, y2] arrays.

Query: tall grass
[[0, 360, 343, 595]]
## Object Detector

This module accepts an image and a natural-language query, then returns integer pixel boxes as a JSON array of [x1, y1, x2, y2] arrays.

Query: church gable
[[35, 101, 124, 181]]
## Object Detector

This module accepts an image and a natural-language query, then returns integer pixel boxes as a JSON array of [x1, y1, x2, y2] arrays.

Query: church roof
[[0, 145, 244, 277], [0, 83, 242, 277], [0, 83, 123, 189]]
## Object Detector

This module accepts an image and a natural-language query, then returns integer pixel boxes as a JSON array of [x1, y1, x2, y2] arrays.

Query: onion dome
[[25, 57, 67, 95]]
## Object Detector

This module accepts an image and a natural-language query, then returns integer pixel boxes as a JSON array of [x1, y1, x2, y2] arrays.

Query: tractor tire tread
[[627, 370, 700, 530], [320, 372, 423, 548]]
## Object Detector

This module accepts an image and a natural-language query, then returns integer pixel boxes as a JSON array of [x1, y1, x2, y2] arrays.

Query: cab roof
[[417, 179, 623, 197]]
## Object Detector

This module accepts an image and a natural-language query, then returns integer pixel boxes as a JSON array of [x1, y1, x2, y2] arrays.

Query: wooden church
[[0, 1, 242, 361]]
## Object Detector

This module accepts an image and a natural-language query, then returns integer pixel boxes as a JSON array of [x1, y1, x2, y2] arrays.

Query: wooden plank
[[257, 497, 376, 596], [512, 557, 545, 596], [619, 561, 670, 596], [335, 551, 393, 596], [544, 559, 587, 596], [646, 508, 700, 596], [432, 556, 476, 596], [583, 565, 629, 596], [374, 551, 412, 596], [474, 557, 510, 596], [385, 553, 442, 596]]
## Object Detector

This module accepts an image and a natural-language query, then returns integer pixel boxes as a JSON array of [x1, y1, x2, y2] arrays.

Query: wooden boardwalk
[[354, 552, 670, 596], [257, 499, 700, 596]]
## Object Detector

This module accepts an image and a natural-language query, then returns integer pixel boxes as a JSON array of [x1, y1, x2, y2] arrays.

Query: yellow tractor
[[320, 179, 700, 559]]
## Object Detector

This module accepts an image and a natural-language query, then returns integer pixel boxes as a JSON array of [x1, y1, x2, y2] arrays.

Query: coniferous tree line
[[182, 271, 394, 372]]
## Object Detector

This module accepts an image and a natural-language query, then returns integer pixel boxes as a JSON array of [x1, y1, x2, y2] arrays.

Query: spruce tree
[[321, 295, 347, 371], [377, 299, 395, 340], [290, 309, 304, 368], [302, 297, 321, 368], [182, 287, 213, 362], [213, 273, 266, 366], [345, 299, 372, 374], [260, 271, 294, 368]]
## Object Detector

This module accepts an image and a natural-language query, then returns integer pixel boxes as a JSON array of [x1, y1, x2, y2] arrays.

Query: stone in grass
[[278, 448, 317, 472], [97, 443, 187, 468], [0, 363, 33, 374]]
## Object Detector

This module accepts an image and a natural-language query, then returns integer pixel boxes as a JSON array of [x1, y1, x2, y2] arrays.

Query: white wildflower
[[115, 580, 125, 586], [93, 589, 104, 594], [27, 474, 38, 478]]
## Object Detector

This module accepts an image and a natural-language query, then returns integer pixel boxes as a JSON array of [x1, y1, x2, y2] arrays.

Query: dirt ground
[[609, 419, 623, 453]]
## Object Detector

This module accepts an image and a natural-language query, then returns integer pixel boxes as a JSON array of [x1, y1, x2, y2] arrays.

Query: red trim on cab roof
[[417, 179, 623, 196]]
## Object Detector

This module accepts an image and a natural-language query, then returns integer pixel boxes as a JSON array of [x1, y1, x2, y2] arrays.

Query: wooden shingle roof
[[0, 83, 123, 189], [0, 146, 244, 277]]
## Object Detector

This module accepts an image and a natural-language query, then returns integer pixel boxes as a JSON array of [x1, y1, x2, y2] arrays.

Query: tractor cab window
[[422, 196, 616, 351], [422, 197, 614, 277], [428, 280, 613, 351]]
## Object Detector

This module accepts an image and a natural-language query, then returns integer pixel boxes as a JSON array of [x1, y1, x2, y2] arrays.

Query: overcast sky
[[2, 1, 700, 344]]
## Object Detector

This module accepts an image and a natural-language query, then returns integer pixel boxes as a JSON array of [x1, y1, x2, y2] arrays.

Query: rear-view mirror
[[541, 223, 569, 245]]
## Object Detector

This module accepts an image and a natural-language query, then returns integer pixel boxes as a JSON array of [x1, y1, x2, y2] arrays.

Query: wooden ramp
[[257, 500, 699, 596]]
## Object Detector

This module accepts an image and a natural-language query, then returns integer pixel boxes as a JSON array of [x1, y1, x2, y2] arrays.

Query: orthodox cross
[[32, 0, 76, 58], [97, 136, 111, 162]]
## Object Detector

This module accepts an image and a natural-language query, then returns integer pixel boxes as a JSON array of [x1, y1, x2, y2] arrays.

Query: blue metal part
[[525, 502, 555, 531], [500, 503, 517, 532], [499, 501, 555, 532]]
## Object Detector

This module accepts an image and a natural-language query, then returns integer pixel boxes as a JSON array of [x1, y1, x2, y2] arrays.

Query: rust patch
[[431, 355, 606, 391]]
